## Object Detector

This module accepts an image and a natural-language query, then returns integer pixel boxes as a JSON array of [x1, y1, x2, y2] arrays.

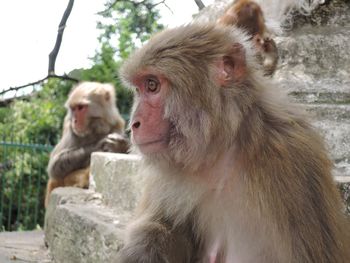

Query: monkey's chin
[[136, 140, 168, 154]]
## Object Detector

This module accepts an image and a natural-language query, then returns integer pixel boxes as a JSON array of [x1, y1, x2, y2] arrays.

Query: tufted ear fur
[[92, 84, 115, 103], [216, 43, 247, 87]]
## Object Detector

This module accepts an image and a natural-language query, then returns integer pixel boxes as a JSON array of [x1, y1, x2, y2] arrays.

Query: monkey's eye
[[77, 104, 84, 111], [71, 104, 86, 112], [145, 78, 160, 93]]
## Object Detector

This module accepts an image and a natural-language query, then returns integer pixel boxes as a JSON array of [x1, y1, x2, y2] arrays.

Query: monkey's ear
[[217, 43, 247, 86], [94, 84, 115, 103], [104, 90, 111, 101]]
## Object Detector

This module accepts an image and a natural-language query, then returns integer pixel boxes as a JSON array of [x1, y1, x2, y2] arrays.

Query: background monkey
[[217, 0, 279, 76], [117, 24, 350, 262], [45, 82, 129, 207]]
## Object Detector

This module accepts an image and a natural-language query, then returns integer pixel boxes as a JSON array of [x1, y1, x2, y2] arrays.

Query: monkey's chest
[[196, 193, 272, 263]]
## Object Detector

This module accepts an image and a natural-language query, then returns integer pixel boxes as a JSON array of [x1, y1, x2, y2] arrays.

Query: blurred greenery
[[0, 0, 164, 231]]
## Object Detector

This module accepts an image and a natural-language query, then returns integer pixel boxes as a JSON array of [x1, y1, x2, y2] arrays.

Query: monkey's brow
[[156, 44, 182, 54]]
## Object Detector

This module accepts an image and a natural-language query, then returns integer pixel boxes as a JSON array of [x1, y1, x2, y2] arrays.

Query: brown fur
[[45, 82, 129, 208], [217, 0, 279, 76], [118, 24, 350, 262], [44, 167, 90, 207]]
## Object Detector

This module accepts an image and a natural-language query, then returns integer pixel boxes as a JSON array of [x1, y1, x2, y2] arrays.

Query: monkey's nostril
[[132, 121, 141, 129]]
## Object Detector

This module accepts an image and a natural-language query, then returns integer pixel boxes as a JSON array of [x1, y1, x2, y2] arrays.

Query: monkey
[[217, 0, 279, 76], [45, 82, 129, 208], [116, 24, 350, 262], [253, 33, 279, 76]]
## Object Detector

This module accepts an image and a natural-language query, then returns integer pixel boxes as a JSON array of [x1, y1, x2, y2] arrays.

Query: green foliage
[[0, 79, 68, 231], [0, 144, 50, 231], [98, 0, 164, 59], [83, 0, 165, 116], [0, 107, 10, 123], [0, 79, 71, 145], [80, 44, 133, 116], [0, 0, 164, 231]]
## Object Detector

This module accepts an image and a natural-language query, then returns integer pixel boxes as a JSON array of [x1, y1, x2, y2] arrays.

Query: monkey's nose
[[132, 121, 141, 129]]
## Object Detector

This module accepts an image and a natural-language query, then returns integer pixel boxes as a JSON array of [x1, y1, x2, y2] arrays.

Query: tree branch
[[48, 0, 75, 74], [0, 0, 78, 99], [194, 0, 205, 10], [98, 0, 172, 15], [0, 74, 78, 97], [98, 0, 120, 15]]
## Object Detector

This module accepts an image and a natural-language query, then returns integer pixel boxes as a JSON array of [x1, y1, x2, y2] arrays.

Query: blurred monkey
[[45, 82, 129, 207], [218, 0, 279, 76]]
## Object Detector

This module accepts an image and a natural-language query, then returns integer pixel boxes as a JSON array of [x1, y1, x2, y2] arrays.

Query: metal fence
[[0, 140, 52, 231]]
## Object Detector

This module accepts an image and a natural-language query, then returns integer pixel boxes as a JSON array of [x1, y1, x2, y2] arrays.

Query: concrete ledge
[[45, 187, 130, 263], [90, 152, 350, 213], [91, 152, 142, 212], [45, 156, 350, 263], [337, 176, 350, 214]]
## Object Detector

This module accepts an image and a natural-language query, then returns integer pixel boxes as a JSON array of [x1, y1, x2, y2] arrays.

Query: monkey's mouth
[[136, 139, 168, 153]]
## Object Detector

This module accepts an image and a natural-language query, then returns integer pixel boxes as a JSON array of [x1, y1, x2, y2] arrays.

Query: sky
[[0, 0, 214, 93]]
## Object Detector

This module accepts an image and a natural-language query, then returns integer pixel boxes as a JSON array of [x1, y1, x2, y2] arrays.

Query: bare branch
[[151, 0, 172, 13], [48, 0, 75, 74], [0, 74, 79, 97], [98, 0, 172, 15], [151, 0, 165, 7], [194, 0, 205, 10]]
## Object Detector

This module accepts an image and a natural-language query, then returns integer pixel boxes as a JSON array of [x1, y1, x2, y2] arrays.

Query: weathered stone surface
[[275, 28, 350, 80], [297, 104, 350, 167], [337, 176, 350, 214], [90, 153, 350, 213], [45, 187, 130, 263], [44, 159, 350, 263], [292, 0, 350, 28], [91, 152, 142, 212], [313, 120, 350, 163], [195, 0, 350, 29], [0, 230, 51, 263]]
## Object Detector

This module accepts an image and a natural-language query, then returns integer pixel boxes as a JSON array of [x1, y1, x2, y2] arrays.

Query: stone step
[[0, 231, 50, 263], [306, 104, 350, 122], [305, 104, 350, 164], [334, 161, 350, 178], [275, 26, 350, 80], [279, 79, 350, 104], [44, 187, 129, 263], [90, 154, 350, 212], [90, 153, 142, 212], [292, 0, 350, 29], [45, 154, 350, 262], [312, 120, 350, 162]]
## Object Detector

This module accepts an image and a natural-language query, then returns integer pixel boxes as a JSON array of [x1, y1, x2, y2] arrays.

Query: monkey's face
[[66, 82, 120, 138], [69, 103, 90, 137], [130, 70, 171, 154], [122, 25, 250, 169]]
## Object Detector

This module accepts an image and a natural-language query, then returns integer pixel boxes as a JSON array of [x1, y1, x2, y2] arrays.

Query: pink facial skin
[[130, 70, 170, 154]]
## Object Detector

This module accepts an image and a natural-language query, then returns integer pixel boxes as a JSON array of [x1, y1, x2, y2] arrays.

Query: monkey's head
[[121, 24, 259, 171], [66, 82, 123, 137]]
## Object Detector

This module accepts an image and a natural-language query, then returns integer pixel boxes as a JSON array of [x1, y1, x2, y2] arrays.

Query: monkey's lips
[[135, 139, 168, 154]]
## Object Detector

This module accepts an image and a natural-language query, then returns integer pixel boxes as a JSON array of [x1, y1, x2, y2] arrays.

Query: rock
[[275, 28, 350, 81], [0, 230, 51, 263], [44, 187, 130, 263], [292, 0, 350, 28], [44, 154, 350, 263], [337, 176, 350, 214], [90, 153, 142, 212]]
